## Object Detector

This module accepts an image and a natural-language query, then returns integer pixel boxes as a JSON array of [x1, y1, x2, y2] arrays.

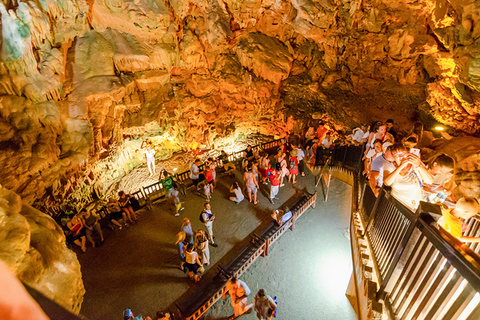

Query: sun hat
[[175, 231, 186, 244]]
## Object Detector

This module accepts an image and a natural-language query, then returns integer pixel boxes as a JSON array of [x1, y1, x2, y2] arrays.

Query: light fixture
[[434, 126, 444, 131]]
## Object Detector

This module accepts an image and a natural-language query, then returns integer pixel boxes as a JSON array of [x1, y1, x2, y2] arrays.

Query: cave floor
[[77, 168, 356, 320]]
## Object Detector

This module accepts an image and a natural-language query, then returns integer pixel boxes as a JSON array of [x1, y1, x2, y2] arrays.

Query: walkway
[[77, 169, 356, 319]]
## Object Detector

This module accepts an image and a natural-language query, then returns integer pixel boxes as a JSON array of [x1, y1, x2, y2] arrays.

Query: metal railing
[[322, 143, 480, 320], [175, 192, 317, 320], [383, 211, 480, 320]]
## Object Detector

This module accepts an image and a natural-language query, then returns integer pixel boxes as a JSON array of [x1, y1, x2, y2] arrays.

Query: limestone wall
[[1, 0, 480, 205], [0, 185, 84, 313]]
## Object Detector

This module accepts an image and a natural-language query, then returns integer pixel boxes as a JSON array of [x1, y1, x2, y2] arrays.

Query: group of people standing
[[176, 202, 219, 282], [222, 276, 277, 320]]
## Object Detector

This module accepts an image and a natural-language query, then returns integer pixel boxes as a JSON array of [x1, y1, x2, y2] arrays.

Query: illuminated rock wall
[[2, 0, 480, 311], [0, 185, 84, 313], [1, 0, 480, 212]]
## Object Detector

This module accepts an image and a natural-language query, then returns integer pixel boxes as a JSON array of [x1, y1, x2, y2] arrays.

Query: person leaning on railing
[[369, 144, 403, 197], [438, 197, 480, 243], [383, 150, 433, 210]]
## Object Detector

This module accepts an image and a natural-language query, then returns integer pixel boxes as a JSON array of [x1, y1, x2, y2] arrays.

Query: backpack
[[289, 157, 297, 170], [199, 210, 212, 223], [268, 296, 278, 317]]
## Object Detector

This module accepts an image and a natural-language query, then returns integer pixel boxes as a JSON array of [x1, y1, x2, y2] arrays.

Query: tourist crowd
[[65, 118, 480, 319]]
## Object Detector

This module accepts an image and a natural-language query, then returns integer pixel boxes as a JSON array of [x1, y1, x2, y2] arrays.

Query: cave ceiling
[[1, 0, 480, 205]]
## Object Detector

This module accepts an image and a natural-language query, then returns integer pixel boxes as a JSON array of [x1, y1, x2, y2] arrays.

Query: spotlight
[[434, 126, 444, 131]]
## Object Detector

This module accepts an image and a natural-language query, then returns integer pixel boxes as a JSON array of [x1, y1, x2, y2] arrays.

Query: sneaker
[[270, 199, 274, 204], [175, 213, 180, 216], [210, 243, 218, 247], [274, 197, 279, 200], [180, 207, 185, 211]]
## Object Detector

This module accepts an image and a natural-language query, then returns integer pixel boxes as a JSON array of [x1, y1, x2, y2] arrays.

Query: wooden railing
[[324, 144, 480, 320], [175, 192, 317, 320], [111, 139, 285, 212]]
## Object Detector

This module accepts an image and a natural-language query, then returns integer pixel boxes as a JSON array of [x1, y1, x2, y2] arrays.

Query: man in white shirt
[[369, 144, 406, 197], [295, 144, 306, 177], [223, 276, 253, 319], [202, 203, 217, 247], [322, 132, 332, 148], [190, 159, 204, 191]]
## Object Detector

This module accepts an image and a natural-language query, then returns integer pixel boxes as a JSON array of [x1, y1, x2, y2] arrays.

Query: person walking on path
[[172, 188, 184, 216], [175, 231, 188, 271], [295, 143, 306, 177], [254, 289, 277, 320], [182, 218, 194, 244], [277, 152, 288, 187], [222, 276, 253, 319], [159, 170, 175, 208], [201, 203, 218, 247], [184, 244, 202, 282], [194, 230, 210, 266], [244, 166, 259, 204], [269, 169, 281, 204], [287, 149, 299, 184]]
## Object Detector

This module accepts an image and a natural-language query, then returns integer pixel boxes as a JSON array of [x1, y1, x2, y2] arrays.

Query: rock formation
[[1, 0, 480, 206], [2, 0, 480, 311], [0, 184, 84, 313]]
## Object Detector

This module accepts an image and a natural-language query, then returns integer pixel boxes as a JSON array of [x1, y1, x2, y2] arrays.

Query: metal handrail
[[177, 192, 317, 320], [328, 144, 480, 320]]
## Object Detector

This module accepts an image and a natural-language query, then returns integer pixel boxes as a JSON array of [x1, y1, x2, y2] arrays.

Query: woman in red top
[[67, 215, 87, 252]]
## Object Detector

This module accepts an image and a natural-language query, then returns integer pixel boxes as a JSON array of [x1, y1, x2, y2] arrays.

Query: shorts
[[246, 183, 257, 194], [205, 224, 213, 237], [185, 262, 199, 274], [110, 211, 123, 221], [208, 180, 213, 185], [147, 157, 155, 163], [175, 203, 182, 213]]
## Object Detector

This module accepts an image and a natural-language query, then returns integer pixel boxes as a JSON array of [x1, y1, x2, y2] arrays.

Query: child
[[438, 197, 480, 242], [202, 181, 211, 202], [269, 169, 281, 204], [205, 164, 214, 195], [172, 187, 184, 216]]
